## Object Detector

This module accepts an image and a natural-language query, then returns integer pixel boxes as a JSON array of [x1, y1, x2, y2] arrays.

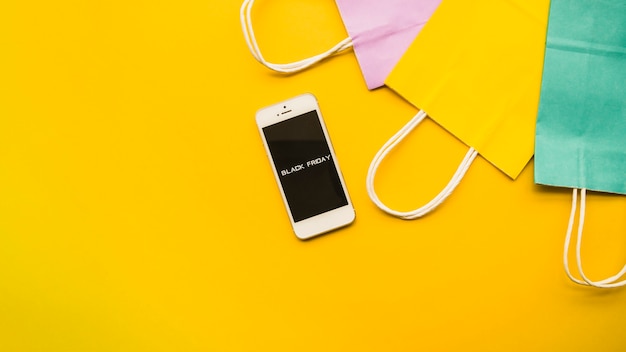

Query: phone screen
[[262, 110, 349, 222]]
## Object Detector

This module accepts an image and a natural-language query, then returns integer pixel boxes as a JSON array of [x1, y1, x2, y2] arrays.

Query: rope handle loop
[[564, 188, 626, 288], [240, 0, 353, 73], [366, 110, 478, 220]]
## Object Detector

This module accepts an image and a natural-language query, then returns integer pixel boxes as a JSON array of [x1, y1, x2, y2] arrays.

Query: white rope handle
[[564, 188, 626, 288], [366, 110, 478, 220], [240, 0, 353, 73]]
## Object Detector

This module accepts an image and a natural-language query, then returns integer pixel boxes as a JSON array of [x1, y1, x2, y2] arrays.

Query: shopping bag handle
[[564, 188, 626, 288], [366, 110, 478, 219], [240, 0, 353, 73]]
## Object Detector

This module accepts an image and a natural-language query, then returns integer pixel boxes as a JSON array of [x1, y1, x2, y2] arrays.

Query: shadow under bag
[[534, 0, 626, 288]]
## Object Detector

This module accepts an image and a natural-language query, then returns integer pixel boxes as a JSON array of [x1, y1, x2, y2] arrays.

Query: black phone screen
[[263, 110, 349, 222]]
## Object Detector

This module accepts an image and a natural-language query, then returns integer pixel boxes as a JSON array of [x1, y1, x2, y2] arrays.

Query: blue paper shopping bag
[[535, 0, 626, 288]]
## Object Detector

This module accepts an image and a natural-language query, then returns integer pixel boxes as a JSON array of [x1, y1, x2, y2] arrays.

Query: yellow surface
[[0, 1, 625, 351]]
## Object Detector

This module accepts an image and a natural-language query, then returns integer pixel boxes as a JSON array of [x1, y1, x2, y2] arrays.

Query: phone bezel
[[256, 93, 355, 240]]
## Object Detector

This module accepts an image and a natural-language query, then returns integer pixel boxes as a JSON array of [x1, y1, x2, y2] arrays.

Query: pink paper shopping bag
[[241, 0, 441, 89]]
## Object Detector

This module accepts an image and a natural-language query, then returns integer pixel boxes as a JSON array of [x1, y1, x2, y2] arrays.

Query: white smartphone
[[256, 93, 355, 240]]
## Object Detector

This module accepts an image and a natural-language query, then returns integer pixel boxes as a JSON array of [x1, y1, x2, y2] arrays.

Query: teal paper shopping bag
[[535, 0, 626, 288]]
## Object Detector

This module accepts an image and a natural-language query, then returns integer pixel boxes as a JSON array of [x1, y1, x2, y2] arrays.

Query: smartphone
[[256, 93, 355, 240]]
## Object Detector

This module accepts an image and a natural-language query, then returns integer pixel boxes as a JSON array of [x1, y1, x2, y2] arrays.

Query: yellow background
[[1, 1, 625, 351]]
